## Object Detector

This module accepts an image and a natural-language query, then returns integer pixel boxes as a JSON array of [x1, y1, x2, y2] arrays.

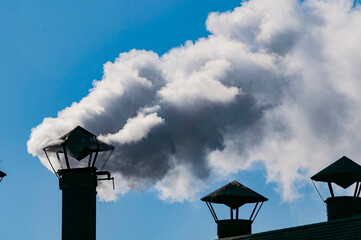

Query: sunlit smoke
[[28, 0, 361, 202]]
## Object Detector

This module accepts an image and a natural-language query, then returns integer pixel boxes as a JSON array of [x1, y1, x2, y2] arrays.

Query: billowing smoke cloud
[[28, 0, 361, 202]]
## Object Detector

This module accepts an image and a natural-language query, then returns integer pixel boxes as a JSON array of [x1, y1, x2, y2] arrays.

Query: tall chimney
[[201, 180, 267, 239], [311, 156, 361, 221], [58, 167, 97, 240], [43, 126, 115, 240]]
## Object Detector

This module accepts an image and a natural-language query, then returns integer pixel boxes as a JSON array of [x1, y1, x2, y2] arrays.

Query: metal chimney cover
[[43, 126, 114, 160], [311, 156, 361, 189], [201, 180, 268, 209]]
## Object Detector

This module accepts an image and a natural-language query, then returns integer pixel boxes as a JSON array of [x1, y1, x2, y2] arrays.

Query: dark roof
[[43, 126, 114, 160], [0, 170, 6, 178], [220, 216, 361, 240], [311, 156, 361, 188], [201, 180, 268, 209]]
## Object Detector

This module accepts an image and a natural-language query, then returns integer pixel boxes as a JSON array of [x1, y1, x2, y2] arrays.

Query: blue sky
[[2, 0, 361, 239]]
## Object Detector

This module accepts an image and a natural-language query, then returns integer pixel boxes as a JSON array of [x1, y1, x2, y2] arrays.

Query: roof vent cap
[[201, 180, 267, 239], [311, 156, 361, 221]]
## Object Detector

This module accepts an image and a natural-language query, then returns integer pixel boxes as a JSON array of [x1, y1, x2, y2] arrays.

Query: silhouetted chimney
[[311, 156, 361, 221], [0, 170, 6, 182], [43, 126, 115, 240], [201, 180, 268, 239]]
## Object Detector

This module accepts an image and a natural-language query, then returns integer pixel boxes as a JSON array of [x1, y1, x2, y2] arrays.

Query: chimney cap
[[201, 180, 268, 209], [311, 156, 361, 189], [43, 126, 114, 161]]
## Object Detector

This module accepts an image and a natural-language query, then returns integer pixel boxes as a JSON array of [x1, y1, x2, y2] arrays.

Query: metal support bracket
[[96, 171, 115, 190]]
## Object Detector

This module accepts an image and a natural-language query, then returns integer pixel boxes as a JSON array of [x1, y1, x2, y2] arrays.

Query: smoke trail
[[28, 0, 361, 202]]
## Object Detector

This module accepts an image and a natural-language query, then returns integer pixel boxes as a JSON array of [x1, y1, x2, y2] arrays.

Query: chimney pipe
[[325, 196, 361, 221], [59, 167, 97, 240], [42, 126, 115, 240]]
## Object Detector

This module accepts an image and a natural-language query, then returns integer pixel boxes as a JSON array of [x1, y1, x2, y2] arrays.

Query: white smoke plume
[[28, 0, 361, 202]]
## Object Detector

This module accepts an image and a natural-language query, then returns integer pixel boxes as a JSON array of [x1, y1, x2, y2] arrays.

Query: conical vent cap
[[311, 156, 361, 189], [201, 180, 268, 209], [43, 126, 114, 161]]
